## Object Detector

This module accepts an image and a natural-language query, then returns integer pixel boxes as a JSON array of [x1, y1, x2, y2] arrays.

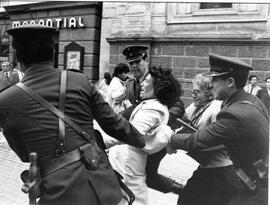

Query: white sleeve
[[130, 106, 172, 154], [110, 79, 125, 99], [142, 125, 173, 154]]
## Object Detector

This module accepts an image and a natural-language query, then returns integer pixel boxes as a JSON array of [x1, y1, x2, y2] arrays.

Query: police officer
[[169, 53, 269, 205], [2, 24, 145, 205], [122, 45, 185, 194]]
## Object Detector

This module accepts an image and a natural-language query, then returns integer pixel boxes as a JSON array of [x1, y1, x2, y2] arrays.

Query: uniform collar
[[221, 89, 246, 108], [23, 62, 54, 77]]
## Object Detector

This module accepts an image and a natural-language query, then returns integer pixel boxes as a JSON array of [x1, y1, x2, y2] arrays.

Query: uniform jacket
[[0, 62, 144, 205], [257, 87, 269, 113], [174, 89, 269, 177], [0, 70, 19, 91], [109, 99, 171, 205], [125, 78, 140, 105]]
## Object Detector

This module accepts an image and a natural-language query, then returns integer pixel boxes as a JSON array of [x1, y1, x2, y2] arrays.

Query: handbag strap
[[16, 73, 92, 144], [56, 70, 67, 156]]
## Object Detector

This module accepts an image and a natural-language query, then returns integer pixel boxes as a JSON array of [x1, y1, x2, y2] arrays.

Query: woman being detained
[[108, 66, 181, 205]]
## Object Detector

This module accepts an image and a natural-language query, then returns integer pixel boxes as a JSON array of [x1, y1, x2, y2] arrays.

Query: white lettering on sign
[[11, 17, 85, 29], [69, 17, 76, 28]]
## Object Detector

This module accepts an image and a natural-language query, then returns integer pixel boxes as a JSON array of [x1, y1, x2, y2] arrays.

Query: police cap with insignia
[[122, 46, 148, 63], [7, 23, 59, 48], [205, 53, 253, 87]]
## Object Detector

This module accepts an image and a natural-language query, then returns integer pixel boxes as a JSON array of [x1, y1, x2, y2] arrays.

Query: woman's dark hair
[[104, 72, 112, 85], [112, 63, 130, 77], [148, 66, 182, 107]]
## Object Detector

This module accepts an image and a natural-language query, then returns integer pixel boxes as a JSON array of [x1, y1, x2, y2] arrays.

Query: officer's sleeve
[[4, 133, 28, 162], [170, 111, 240, 151], [88, 82, 145, 148]]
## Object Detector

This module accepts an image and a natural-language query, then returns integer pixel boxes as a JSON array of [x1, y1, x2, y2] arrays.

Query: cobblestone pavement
[[0, 134, 198, 205]]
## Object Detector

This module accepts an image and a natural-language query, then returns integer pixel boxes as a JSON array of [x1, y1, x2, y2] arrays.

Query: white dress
[[109, 99, 172, 205]]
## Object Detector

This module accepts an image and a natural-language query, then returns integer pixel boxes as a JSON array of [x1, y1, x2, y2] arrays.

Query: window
[[200, 3, 232, 10], [167, 3, 269, 23]]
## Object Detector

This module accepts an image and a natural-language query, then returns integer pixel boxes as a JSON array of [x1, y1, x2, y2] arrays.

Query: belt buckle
[[253, 159, 268, 179]]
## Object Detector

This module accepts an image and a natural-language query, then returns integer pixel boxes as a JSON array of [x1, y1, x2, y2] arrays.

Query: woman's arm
[[130, 103, 171, 154]]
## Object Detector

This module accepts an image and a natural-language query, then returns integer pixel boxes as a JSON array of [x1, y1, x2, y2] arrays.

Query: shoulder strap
[[190, 102, 212, 125], [16, 72, 92, 144], [56, 70, 67, 156]]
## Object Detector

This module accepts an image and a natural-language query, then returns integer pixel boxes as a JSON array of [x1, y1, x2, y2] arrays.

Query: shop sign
[[12, 17, 85, 29]]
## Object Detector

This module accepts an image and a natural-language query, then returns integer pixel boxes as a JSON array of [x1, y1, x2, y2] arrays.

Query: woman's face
[[118, 72, 129, 81], [192, 84, 210, 107], [140, 74, 155, 100]]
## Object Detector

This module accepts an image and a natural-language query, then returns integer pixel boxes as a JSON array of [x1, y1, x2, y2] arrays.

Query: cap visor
[[127, 56, 143, 63], [204, 71, 230, 77], [7, 25, 58, 35]]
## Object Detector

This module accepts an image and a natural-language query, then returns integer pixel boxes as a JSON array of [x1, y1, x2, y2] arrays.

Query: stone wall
[[104, 2, 270, 106]]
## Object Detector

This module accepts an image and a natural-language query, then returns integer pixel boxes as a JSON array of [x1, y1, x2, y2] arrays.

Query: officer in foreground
[[2, 24, 145, 205], [169, 53, 268, 205]]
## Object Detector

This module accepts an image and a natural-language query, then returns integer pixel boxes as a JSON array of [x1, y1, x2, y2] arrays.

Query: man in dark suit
[[0, 61, 19, 91], [170, 53, 269, 205], [121, 45, 185, 194], [257, 75, 270, 113], [2, 24, 145, 205]]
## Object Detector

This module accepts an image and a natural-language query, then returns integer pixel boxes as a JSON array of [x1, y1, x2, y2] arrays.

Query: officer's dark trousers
[[178, 165, 237, 205], [145, 148, 173, 193], [229, 176, 268, 205]]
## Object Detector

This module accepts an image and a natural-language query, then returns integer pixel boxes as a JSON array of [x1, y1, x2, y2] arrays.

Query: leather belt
[[42, 143, 91, 177]]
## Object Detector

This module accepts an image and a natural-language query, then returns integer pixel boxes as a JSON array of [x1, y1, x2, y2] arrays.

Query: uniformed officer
[[122, 45, 185, 194], [169, 53, 269, 205], [2, 24, 145, 205]]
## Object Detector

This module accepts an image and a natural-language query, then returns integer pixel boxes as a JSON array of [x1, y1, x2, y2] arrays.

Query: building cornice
[[4, 1, 101, 14], [107, 36, 270, 45]]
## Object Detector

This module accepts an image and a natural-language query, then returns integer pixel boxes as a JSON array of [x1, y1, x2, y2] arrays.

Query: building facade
[[0, 2, 269, 104], [1, 1, 102, 80], [101, 2, 270, 105]]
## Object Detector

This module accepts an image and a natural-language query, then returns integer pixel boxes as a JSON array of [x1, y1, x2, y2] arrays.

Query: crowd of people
[[0, 23, 268, 205]]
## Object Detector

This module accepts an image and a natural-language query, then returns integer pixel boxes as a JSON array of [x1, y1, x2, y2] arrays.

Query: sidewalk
[[0, 133, 198, 205]]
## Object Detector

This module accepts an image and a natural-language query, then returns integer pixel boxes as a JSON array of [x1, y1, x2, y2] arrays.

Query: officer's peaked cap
[[7, 23, 58, 38], [205, 53, 253, 77], [122, 45, 148, 63]]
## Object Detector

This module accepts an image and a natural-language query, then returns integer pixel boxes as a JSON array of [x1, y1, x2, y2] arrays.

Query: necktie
[[135, 79, 141, 104], [250, 86, 253, 94]]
